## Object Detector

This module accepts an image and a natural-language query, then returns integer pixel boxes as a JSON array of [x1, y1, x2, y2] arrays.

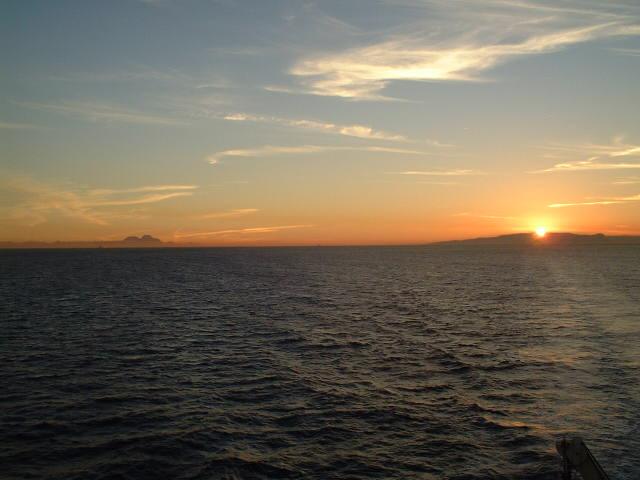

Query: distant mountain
[[430, 232, 640, 246], [0, 235, 169, 249], [121, 235, 163, 246]]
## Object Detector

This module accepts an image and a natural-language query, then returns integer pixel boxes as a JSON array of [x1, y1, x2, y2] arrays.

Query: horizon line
[[2, 231, 640, 250]]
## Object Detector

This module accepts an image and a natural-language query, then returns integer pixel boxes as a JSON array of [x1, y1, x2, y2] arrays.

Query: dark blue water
[[1, 246, 639, 479]]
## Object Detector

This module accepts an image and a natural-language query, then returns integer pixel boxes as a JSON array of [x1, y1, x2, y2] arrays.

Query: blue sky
[[1, 0, 639, 244]]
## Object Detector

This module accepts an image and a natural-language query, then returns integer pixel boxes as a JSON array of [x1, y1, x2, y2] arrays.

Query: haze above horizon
[[2, 0, 640, 245]]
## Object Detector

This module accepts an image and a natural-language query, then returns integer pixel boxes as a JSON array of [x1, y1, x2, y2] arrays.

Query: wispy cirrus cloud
[[416, 181, 460, 186], [52, 65, 231, 91], [175, 224, 312, 239], [392, 169, 481, 176], [88, 192, 193, 207], [208, 46, 270, 57], [1, 176, 196, 226], [197, 208, 259, 220], [223, 112, 409, 142], [611, 47, 640, 56], [541, 136, 640, 206], [537, 159, 640, 173], [535, 137, 640, 172], [0, 121, 37, 130], [289, 2, 640, 99], [3, 177, 107, 226], [544, 138, 640, 157], [453, 212, 516, 220], [51, 66, 192, 84], [88, 185, 197, 195], [549, 193, 640, 208], [549, 200, 623, 208], [207, 144, 425, 164], [18, 101, 186, 126], [613, 176, 640, 185]]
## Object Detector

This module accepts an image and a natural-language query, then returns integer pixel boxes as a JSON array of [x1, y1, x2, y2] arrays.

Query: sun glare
[[535, 226, 547, 238]]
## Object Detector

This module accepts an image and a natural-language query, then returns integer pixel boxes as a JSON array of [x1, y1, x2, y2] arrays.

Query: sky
[[1, 0, 639, 245]]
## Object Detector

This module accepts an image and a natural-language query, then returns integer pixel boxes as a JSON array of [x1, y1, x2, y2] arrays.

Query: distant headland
[[430, 232, 640, 246]]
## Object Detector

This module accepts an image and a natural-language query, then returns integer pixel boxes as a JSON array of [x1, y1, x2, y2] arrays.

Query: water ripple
[[1, 245, 639, 479]]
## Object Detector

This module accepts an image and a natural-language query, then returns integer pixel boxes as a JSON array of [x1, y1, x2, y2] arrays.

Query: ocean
[[1, 245, 639, 479]]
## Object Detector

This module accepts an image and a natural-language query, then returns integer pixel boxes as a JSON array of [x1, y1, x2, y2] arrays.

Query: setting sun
[[535, 227, 547, 238]]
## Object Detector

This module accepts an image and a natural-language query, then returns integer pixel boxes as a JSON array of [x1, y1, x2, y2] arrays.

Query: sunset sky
[[2, 0, 639, 245]]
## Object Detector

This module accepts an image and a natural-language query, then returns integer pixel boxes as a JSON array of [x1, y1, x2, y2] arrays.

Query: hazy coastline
[[3, 232, 640, 249]]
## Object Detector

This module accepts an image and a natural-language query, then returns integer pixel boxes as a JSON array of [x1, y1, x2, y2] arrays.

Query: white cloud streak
[[542, 137, 640, 206], [536, 138, 640, 172], [175, 224, 312, 239], [453, 212, 516, 220], [537, 159, 640, 172], [393, 169, 481, 176], [207, 144, 425, 164], [549, 193, 640, 208], [290, 2, 640, 99], [1, 177, 196, 226], [197, 208, 259, 220], [223, 112, 408, 142], [88, 192, 193, 207], [549, 200, 622, 208], [88, 185, 197, 195], [51, 66, 194, 84], [612, 47, 640, 57], [613, 176, 640, 185], [416, 181, 460, 185], [0, 122, 37, 130], [19, 101, 186, 126]]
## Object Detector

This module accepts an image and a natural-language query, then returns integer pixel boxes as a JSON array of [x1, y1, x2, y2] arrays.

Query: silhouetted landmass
[[431, 232, 640, 246], [0, 235, 181, 249], [122, 235, 163, 246]]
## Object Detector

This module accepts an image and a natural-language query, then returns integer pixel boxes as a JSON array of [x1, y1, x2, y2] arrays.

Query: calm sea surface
[[1, 246, 639, 479]]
